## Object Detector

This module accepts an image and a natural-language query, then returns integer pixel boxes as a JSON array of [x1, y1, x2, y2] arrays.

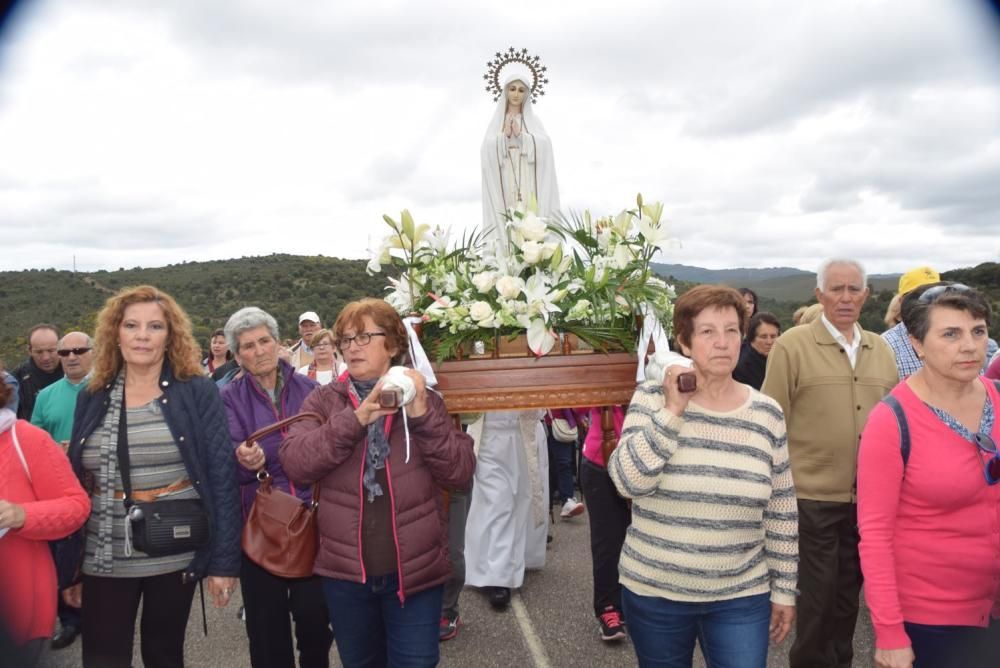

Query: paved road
[[37, 513, 875, 667]]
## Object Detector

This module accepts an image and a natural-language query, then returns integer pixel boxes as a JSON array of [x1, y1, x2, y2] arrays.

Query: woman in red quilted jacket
[[0, 377, 90, 666], [280, 298, 475, 668]]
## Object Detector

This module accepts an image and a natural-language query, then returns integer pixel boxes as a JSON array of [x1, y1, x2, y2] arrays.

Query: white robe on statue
[[464, 411, 550, 589], [480, 72, 560, 253]]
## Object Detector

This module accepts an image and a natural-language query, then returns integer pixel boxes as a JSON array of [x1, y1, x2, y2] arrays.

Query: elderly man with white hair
[[762, 258, 898, 668]]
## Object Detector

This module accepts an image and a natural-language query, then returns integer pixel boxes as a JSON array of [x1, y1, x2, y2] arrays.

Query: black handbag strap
[[115, 392, 135, 509]]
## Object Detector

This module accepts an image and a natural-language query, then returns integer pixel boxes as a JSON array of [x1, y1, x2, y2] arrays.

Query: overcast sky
[[1, 0, 998, 274]]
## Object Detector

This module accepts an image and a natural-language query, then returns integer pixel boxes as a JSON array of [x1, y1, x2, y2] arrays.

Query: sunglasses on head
[[971, 432, 1000, 486], [57, 347, 92, 357], [917, 283, 972, 304]]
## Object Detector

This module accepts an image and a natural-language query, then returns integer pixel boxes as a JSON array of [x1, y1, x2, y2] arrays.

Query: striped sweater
[[608, 381, 798, 606]]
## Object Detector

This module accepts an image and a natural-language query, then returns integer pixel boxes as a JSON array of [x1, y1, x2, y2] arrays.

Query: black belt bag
[[117, 394, 211, 557], [126, 498, 212, 557]]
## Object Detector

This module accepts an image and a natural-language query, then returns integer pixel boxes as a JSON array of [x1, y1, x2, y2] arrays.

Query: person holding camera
[[220, 307, 332, 668], [608, 285, 798, 668], [279, 298, 475, 668]]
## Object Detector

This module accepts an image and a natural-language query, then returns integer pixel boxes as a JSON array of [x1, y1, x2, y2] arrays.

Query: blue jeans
[[546, 429, 576, 503], [322, 575, 442, 668], [905, 620, 1000, 668], [622, 587, 770, 668]]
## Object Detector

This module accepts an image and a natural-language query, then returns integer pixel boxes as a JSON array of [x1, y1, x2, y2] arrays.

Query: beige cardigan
[[761, 318, 898, 502]]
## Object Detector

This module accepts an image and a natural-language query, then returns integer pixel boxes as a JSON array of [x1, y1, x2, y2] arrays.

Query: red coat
[[279, 375, 474, 602], [0, 420, 90, 643]]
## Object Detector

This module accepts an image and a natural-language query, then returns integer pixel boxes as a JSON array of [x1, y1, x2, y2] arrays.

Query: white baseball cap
[[298, 311, 320, 324]]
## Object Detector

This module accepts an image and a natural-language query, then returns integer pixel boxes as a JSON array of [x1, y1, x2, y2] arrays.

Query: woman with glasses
[[858, 282, 1000, 668], [296, 329, 344, 386], [280, 298, 475, 667]]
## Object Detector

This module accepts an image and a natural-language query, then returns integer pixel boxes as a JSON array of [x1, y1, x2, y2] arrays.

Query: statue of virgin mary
[[480, 50, 560, 254]]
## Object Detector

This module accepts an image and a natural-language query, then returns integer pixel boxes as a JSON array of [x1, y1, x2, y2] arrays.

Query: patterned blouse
[[81, 399, 200, 578]]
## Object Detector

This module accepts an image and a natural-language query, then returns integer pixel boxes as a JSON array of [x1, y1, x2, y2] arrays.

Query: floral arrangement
[[367, 195, 679, 361]]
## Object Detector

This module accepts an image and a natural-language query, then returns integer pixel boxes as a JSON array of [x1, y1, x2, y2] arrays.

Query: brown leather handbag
[[241, 412, 324, 579]]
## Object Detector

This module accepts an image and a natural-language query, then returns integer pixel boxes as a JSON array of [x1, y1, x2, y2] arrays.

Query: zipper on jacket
[[357, 439, 368, 584], [384, 453, 407, 606], [247, 372, 296, 496], [348, 389, 369, 585]]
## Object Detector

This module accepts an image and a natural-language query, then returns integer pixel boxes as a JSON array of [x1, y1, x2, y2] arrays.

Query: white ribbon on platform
[[635, 303, 693, 382], [403, 316, 437, 387], [635, 303, 672, 381]]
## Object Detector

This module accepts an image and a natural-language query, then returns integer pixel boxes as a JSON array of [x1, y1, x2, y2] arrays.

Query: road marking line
[[511, 591, 553, 668]]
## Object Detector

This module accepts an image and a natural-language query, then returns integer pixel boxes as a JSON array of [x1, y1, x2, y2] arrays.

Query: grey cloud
[[1, 180, 216, 249]]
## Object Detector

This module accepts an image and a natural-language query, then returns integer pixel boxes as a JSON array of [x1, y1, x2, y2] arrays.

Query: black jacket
[[732, 340, 768, 390], [14, 357, 63, 420], [56, 366, 241, 585]]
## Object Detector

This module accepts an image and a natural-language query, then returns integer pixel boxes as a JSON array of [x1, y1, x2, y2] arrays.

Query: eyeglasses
[[57, 347, 92, 357], [917, 283, 972, 304], [312, 341, 333, 350], [971, 432, 1000, 485], [334, 332, 386, 351]]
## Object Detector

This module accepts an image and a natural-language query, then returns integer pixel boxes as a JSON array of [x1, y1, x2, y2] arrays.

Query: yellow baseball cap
[[898, 266, 940, 296]]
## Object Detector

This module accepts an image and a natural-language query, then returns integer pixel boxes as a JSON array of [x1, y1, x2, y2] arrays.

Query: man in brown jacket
[[762, 258, 898, 668]]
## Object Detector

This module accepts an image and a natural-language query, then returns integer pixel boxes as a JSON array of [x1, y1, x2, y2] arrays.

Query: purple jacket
[[221, 359, 318, 519]]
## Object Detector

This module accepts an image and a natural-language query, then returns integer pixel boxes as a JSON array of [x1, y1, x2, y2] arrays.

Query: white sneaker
[[560, 497, 585, 519]]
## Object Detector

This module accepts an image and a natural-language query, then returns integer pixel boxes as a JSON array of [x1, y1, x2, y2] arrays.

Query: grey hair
[[816, 258, 867, 291], [60, 332, 94, 348], [224, 307, 280, 355]]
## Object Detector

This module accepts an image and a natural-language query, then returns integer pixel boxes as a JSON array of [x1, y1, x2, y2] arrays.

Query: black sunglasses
[[917, 283, 972, 304], [971, 432, 1000, 486], [334, 332, 386, 352], [57, 347, 92, 357]]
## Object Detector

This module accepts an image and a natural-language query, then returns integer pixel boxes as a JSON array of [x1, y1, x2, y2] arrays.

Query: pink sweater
[[0, 419, 91, 644], [858, 378, 1000, 649], [580, 406, 625, 467]]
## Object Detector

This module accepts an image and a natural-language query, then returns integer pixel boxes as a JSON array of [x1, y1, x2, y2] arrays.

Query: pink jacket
[[581, 406, 625, 467], [278, 375, 474, 601], [0, 418, 90, 644], [858, 378, 1000, 649]]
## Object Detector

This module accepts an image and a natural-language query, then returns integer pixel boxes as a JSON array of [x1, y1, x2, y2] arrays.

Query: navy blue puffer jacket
[[56, 366, 241, 585]]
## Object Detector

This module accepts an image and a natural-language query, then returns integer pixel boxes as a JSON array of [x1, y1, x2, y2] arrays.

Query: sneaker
[[598, 606, 626, 641], [439, 612, 461, 641], [560, 497, 585, 519]]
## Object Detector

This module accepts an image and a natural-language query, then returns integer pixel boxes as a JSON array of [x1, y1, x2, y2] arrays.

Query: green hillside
[[3, 257, 996, 368], [0, 254, 392, 366]]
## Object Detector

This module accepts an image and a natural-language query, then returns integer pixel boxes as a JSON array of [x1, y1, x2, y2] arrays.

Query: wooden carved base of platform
[[433, 351, 638, 463], [433, 351, 637, 413]]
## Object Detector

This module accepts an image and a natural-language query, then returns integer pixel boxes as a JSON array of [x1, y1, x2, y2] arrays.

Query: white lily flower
[[424, 295, 456, 319], [527, 318, 557, 357], [523, 273, 562, 322], [638, 214, 681, 251], [612, 243, 634, 269], [428, 225, 450, 254], [612, 211, 632, 238], [596, 226, 611, 252]]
